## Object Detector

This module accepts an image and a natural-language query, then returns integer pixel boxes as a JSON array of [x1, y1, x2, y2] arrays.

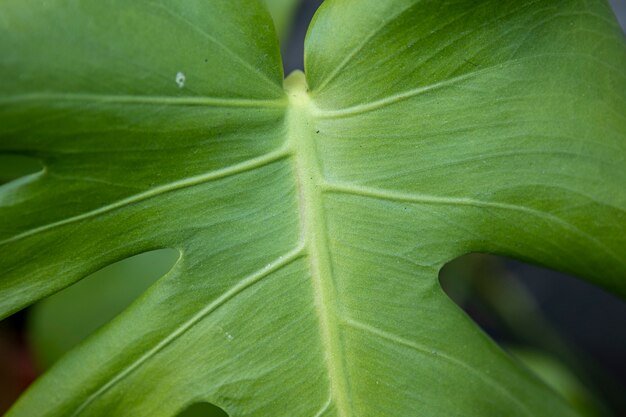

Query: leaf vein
[[0, 92, 285, 108], [315, 52, 625, 119], [0, 149, 290, 247], [324, 182, 624, 270], [70, 246, 305, 417], [341, 316, 535, 417]]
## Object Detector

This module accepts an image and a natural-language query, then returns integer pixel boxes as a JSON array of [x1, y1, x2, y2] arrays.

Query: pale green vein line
[[314, 68, 488, 119], [71, 246, 306, 417], [312, 396, 333, 417], [341, 316, 535, 417], [0, 92, 286, 108], [313, 52, 624, 119], [324, 182, 624, 268], [312, 1, 420, 94], [0, 149, 290, 247]]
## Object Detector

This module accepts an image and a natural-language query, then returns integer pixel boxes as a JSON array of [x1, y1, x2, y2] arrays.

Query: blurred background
[[1, 1, 625, 416]]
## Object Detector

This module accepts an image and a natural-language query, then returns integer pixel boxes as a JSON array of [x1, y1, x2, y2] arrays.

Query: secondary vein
[[341, 316, 535, 417], [0, 92, 285, 108], [70, 246, 305, 417], [324, 181, 624, 269], [0, 149, 290, 247]]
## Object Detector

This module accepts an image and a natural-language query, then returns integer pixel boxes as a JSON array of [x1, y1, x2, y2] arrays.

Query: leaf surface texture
[[1, 0, 625, 416]]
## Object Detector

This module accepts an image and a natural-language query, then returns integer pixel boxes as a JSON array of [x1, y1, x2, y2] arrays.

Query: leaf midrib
[[285, 71, 351, 417], [70, 71, 352, 417]]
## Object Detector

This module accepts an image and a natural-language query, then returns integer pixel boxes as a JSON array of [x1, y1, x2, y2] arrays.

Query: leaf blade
[[1, 0, 625, 416]]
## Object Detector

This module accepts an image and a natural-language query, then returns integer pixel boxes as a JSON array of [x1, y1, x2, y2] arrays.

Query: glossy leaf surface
[[1, 0, 625, 416]]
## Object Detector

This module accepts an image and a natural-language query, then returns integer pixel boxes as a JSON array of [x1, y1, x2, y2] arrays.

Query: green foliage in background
[[511, 348, 602, 417], [28, 250, 178, 370], [1, 0, 625, 416]]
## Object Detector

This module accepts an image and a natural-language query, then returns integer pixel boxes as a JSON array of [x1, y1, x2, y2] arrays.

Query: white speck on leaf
[[175, 72, 185, 88], [226, 332, 234, 341]]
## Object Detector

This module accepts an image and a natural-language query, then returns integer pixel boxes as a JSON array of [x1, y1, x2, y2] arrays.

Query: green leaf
[[261, 0, 301, 40], [1, 0, 625, 416], [25, 0, 302, 374], [0, 155, 41, 184], [28, 249, 179, 370]]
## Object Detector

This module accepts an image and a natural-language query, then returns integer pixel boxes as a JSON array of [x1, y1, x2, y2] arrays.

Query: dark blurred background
[[1, 1, 625, 416]]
